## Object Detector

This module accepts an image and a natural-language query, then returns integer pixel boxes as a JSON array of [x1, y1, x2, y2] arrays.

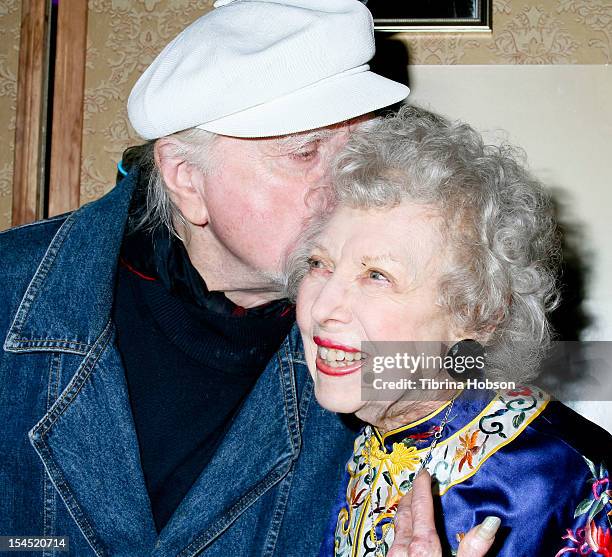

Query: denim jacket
[[0, 170, 355, 556]]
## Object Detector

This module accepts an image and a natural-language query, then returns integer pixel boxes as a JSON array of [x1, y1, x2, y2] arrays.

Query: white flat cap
[[128, 0, 409, 139]]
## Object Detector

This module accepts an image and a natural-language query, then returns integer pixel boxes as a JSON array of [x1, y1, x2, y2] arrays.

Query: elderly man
[[0, 1, 497, 555]]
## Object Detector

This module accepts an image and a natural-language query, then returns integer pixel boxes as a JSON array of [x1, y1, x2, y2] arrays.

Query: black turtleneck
[[112, 167, 295, 532]]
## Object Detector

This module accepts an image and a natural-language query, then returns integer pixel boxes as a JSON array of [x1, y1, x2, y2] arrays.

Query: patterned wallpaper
[[401, 0, 612, 65], [0, 0, 608, 216], [0, 0, 21, 230], [80, 0, 214, 205]]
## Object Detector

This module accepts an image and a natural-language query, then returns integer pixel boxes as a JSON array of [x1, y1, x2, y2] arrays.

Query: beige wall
[[0, 1, 21, 231], [408, 65, 612, 340]]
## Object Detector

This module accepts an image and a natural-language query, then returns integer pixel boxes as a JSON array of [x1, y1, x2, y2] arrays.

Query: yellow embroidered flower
[[387, 442, 421, 474], [362, 436, 386, 468], [362, 437, 421, 475]]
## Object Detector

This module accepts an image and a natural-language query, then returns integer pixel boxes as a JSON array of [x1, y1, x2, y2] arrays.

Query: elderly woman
[[287, 107, 612, 557]]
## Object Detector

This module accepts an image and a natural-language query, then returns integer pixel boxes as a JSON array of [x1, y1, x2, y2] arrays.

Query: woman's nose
[[310, 278, 352, 328]]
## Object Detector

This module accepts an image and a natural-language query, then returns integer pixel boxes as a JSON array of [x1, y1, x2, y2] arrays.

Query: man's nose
[[310, 277, 352, 328]]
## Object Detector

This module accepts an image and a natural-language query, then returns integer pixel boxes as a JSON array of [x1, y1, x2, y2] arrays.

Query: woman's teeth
[[317, 346, 363, 367]]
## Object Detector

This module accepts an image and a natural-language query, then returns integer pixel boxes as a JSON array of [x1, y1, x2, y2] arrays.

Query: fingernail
[[477, 516, 501, 540]]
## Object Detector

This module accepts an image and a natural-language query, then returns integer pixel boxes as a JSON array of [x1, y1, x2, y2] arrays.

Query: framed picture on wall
[[364, 0, 492, 32]]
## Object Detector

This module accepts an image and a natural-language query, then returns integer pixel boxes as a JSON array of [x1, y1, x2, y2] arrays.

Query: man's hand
[[387, 471, 500, 557]]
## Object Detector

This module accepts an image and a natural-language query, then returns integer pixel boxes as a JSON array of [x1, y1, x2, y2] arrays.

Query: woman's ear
[[480, 306, 507, 341], [454, 302, 507, 346], [450, 324, 492, 348], [154, 138, 209, 226]]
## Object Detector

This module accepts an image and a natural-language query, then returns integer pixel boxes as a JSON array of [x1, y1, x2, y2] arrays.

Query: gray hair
[[287, 105, 561, 382], [135, 128, 218, 240]]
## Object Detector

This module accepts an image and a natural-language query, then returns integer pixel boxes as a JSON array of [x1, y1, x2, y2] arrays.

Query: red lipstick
[[313, 336, 361, 353]]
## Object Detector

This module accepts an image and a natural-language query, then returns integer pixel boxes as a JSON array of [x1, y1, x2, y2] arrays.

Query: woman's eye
[[368, 270, 390, 283]]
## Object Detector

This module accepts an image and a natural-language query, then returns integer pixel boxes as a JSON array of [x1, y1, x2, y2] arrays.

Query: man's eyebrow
[[275, 129, 336, 152]]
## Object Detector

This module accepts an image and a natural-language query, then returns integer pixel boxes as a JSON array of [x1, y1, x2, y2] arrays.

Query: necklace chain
[[365, 399, 455, 557]]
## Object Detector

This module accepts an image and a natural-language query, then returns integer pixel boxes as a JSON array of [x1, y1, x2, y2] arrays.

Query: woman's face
[[296, 203, 461, 422]]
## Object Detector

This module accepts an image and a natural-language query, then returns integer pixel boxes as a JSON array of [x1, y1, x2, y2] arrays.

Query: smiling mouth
[[313, 337, 365, 377]]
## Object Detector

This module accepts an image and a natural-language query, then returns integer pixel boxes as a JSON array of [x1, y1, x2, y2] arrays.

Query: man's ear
[[154, 138, 209, 226]]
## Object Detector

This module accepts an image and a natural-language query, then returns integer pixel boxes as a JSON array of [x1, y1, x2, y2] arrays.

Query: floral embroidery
[[574, 458, 611, 521], [453, 430, 480, 472], [405, 427, 438, 443], [557, 527, 592, 555], [507, 386, 533, 397], [348, 480, 367, 509], [363, 437, 421, 475], [556, 524, 612, 556], [589, 522, 612, 556], [555, 458, 612, 557], [477, 387, 545, 438], [333, 387, 549, 557]]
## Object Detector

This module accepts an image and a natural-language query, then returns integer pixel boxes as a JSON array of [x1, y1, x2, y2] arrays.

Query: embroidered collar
[[372, 389, 494, 453], [333, 386, 551, 557]]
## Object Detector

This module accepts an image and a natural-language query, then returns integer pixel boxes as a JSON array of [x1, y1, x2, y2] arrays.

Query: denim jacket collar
[[4, 170, 308, 554], [4, 170, 136, 355]]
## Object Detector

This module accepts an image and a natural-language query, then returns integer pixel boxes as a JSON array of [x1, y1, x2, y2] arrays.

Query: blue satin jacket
[[320, 387, 612, 557], [0, 170, 356, 556]]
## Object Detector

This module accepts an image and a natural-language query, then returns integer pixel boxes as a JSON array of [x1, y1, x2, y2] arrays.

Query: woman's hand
[[387, 471, 500, 557]]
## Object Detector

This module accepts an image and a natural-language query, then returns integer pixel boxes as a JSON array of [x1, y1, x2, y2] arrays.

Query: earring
[[445, 339, 485, 380]]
